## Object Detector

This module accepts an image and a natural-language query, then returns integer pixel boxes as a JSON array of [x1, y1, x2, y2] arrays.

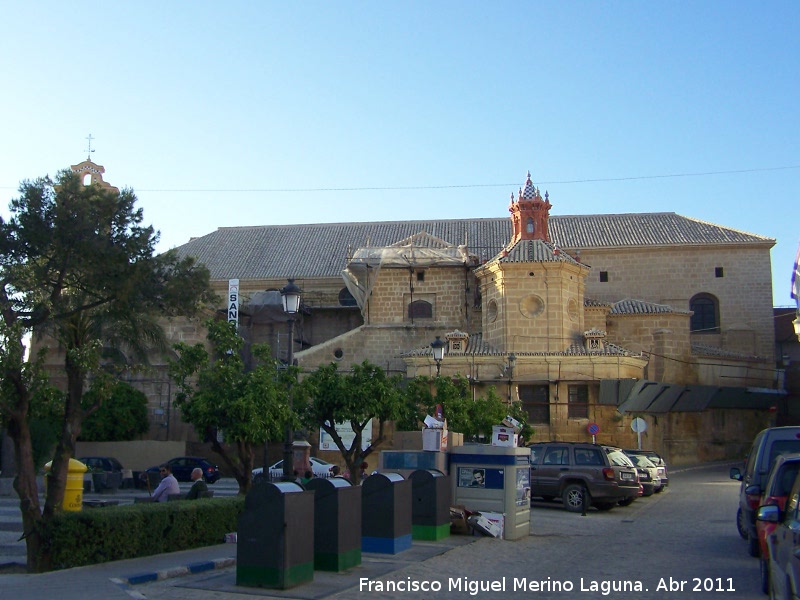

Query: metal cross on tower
[[85, 134, 95, 160]]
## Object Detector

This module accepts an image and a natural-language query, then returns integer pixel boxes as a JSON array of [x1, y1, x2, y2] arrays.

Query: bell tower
[[508, 171, 551, 245]]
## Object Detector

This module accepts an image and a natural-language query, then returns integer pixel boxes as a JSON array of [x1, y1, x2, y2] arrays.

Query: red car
[[755, 453, 800, 594]]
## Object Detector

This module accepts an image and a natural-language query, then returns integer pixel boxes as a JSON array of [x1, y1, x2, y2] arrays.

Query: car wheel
[[618, 496, 636, 507], [737, 507, 748, 540], [594, 502, 615, 511], [654, 485, 664, 493], [562, 484, 587, 513], [760, 557, 769, 595], [748, 533, 760, 558]]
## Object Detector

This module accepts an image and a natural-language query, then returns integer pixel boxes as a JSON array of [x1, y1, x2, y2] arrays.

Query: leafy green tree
[[402, 376, 532, 442], [79, 381, 150, 442], [297, 361, 405, 484], [169, 318, 293, 494], [0, 170, 214, 571]]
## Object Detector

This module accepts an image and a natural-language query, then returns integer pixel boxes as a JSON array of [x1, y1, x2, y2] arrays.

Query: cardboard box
[[467, 514, 501, 538], [449, 505, 471, 535], [480, 511, 505, 539], [424, 415, 447, 429], [423, 428, 448, 451], [502, 415, 522, 432], [491, 426, 518, 447]]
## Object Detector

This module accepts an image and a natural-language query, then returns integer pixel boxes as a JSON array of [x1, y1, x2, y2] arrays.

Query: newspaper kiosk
[[449, 444, 530, 540]]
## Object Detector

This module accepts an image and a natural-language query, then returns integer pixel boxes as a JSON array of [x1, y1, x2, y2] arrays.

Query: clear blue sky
[[1, 2, 798, 306]]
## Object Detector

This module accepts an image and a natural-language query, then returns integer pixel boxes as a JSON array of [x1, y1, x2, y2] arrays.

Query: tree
[[298, 361, 405, 484], [79, 381, 150, 442], [169, 318, 293, 494], [0, 170, 214, 571], [402, 375, 532, 442]]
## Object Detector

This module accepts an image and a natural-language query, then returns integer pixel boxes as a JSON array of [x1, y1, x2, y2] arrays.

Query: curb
[[112, 556, 236, 587]]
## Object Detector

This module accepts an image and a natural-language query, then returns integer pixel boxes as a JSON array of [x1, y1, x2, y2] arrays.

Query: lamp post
[[281, 278, 302, 481], [431, 336, 445, 377], [507, 353, 517, 403]]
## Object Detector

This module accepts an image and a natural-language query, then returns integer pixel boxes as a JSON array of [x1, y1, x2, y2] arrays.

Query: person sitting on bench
[[185, 467, 209, 500]]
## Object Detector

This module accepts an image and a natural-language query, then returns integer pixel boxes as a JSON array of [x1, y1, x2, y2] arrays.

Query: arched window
[[338, 287, 357, 306], [690, 293, 719, 333], [408, 299, 433, 319]]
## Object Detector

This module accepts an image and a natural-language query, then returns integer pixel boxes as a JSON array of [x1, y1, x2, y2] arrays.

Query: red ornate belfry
[[508, 170, 551, 245]]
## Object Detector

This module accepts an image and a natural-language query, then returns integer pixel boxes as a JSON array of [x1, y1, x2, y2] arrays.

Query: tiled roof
[[585, 298, 612, 308], [691, 343, 764, 361], [401, 333, 642, 358], [174, 213, 773, 281], [494, 239, 582, 266], [610, 299, 691, 315]]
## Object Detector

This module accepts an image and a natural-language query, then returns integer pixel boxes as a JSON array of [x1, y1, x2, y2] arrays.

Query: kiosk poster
[[516, 468, 531, 506], [457, 467, 504, 489]]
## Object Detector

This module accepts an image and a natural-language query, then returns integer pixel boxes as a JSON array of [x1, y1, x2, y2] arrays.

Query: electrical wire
[[5, 163, 794, 193]]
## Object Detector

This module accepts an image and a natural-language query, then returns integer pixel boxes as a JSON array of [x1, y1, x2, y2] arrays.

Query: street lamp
[[507, 353, 516, 402], [281, 278, 302, 481], [431, 336, 445, 376]]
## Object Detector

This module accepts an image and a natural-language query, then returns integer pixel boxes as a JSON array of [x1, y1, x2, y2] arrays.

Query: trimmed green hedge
[[37, 496, 245, 570]]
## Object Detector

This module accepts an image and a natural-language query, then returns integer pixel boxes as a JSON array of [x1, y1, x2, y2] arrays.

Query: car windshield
[[607, 449, 634, 467], [630, 455, 656, 468]]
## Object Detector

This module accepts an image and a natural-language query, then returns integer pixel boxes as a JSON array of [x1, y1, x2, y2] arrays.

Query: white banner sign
[[227, 279, 239, 327], [320, 419, 373, 452]]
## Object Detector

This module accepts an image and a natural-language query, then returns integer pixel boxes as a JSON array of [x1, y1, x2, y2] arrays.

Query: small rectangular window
[[416, 271, 425, 282], [715, 267, 724, 278], [599, 271, 608, 283], [568, 385, 589, 419]]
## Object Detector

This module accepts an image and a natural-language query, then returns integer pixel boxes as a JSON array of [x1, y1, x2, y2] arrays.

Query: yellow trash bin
[[44, 458, 88, 511]]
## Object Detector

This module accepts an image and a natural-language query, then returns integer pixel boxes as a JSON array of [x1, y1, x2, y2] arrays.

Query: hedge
[[36, 496, 245, 570]]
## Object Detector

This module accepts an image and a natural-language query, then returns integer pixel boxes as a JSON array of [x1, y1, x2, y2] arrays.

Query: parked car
[[252, 456, 336, 479], [757, 468, 800, 599], [529, 442, 639, 513], [145, 456, 220, 483], [78, 456, 124, 473], [624, 449, 668, 490], [731, 427, 800, 557], [754, 453, 800, 593], [626, 454, 661, 496]]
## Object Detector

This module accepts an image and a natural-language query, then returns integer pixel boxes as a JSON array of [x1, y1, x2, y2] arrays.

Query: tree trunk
[[7, 408, 46, 571], [43, 359, 85, 519]]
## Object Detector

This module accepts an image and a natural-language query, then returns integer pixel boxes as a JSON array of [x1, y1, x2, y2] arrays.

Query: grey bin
[[361, 472, 412, 554], [409, 469, 451, 540], [305, 476, 362, 571], [236, 479, 315, 590]]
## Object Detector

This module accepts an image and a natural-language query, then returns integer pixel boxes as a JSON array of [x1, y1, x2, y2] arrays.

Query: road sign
[[631, 418, 647, 433], [587, 423, 600, 435]]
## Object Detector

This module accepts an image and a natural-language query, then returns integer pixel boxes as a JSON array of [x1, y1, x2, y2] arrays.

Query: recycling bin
[[305, 476, 362, 571], [409, 469, 451, 540], [44, 458, 87, 512], [449, 444, 530, 540], [237, 480, 315, 589], [361, 472, 412, 554]]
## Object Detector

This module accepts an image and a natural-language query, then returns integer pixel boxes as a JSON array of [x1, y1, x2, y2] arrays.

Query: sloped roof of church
[[174, 212, 773, 280], [401, 332, 642, 358], [610, 299, 692, 315]]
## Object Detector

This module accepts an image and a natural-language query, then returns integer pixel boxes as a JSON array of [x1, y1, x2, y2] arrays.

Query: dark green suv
[[529, 442, 640, 512]]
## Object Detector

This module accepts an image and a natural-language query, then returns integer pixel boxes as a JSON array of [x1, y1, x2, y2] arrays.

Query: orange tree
[[297, 361, 404, 484]]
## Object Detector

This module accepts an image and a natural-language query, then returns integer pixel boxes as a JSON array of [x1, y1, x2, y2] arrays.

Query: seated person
[[151, 463, 180, 502], [185, 467, 209, 500]]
